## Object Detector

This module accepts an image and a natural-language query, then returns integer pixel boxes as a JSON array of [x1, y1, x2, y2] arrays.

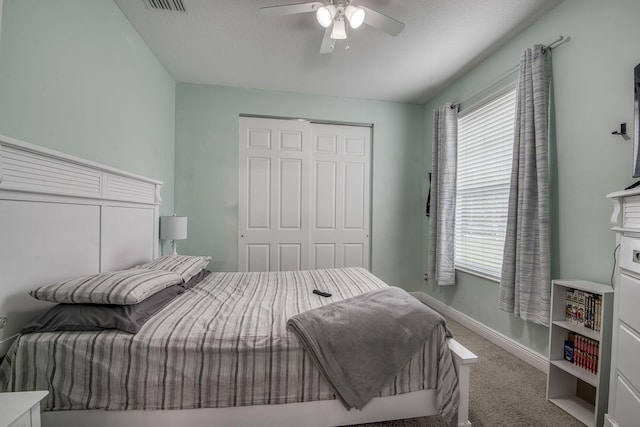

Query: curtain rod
[[450, 35, 569, 109], [542, 35, 570, 52]]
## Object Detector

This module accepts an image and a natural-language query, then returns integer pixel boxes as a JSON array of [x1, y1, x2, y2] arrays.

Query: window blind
[[454, 88, 516, 278]]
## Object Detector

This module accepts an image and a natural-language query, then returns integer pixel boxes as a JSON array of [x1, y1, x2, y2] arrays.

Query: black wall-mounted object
[[426, 172, 431, 216], [634, 62, 640, 178], [612, 122, 627, 136]]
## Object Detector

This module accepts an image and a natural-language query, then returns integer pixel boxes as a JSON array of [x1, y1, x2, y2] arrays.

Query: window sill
[[455, 266, 500, 284]]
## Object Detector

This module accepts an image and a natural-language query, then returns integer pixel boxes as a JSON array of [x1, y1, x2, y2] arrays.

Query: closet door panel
[[344, 162, 366, 230], [279, 158, 302, 230], [247, 157, 271, 230], [313, 243, 336, 269], [315, 161, 337, 230]]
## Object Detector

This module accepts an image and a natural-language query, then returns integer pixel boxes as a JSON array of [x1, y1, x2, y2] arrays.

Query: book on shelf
[[566, 331, 599, 374], [584, 293, 594, 329], [566, 290, 575, 323], [564, 339, 574, 363], [564, 288, 601, 332]]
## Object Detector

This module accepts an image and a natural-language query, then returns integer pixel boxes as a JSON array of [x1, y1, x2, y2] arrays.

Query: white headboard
[[0, 134, 162, 354]]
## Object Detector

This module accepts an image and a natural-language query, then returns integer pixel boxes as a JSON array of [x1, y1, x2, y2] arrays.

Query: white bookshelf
[[547, 279, 614, 427]]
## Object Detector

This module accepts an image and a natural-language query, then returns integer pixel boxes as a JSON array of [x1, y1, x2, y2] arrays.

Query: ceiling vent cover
[[144, 0, 187, 13]]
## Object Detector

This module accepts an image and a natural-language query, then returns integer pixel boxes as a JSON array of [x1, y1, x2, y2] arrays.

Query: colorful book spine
[[576, 290, 585, 326], [571, 333, 599, 374], [564, 339, 574, 363], [595, 296, 601, 332], [584, 293, 593, 330], [565, 290, 573, 322]]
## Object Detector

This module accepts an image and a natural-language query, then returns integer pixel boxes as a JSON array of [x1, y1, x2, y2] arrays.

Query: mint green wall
[[175, 84, 424, 288], [422, 0, 640, 356], [0, 0, 176, 215]]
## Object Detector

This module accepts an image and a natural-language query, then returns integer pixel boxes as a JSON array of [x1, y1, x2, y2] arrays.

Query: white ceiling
[[113, 0, 563, 104]]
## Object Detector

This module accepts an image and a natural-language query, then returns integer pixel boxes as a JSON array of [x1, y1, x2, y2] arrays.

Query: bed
[[0, 134, 477, 427]]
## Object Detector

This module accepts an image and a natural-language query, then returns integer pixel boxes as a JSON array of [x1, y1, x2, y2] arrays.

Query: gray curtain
[[427, 103, 458, 286], [498, 45, 552, 326]]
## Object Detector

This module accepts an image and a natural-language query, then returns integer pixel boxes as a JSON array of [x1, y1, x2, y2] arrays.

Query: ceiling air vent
[[144, 0, 187, 13]]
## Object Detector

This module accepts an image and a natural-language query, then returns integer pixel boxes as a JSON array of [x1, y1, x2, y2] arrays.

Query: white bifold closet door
[[238, 116, 371, 272]]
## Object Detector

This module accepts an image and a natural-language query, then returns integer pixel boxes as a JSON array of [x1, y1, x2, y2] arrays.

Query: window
[[454, 87, 516, 279]]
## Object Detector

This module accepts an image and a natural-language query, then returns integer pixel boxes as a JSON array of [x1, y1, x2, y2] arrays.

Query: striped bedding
[[0, 267, 459, 418]]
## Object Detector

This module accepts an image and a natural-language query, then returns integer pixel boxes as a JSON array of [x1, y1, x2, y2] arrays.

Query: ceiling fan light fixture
[[331, 17, 347, 39], [316, 5, 336, 28], [345, 5, 365, 29]]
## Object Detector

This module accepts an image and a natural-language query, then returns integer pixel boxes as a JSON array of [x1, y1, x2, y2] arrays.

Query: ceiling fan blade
[[319, 27, 334, 54], [260, 2, 324, 16], [360, 6, 405, 36]]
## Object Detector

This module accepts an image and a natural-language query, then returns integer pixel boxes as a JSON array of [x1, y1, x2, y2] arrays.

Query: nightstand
[[0, 391, 48, 427]]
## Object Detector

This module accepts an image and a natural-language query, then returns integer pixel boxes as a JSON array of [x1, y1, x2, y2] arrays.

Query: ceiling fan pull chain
[[345, 19, 350, 50]]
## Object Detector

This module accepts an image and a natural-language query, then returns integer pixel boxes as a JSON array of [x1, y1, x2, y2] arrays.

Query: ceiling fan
[[260, 1, 405, 53]]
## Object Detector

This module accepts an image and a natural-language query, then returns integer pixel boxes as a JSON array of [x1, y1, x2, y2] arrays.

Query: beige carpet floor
[[349, 316, 587, 427]]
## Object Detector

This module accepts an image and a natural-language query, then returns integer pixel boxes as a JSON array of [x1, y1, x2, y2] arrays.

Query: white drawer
[[617, 324, 640, 389], [613, 375, 640, 427], [619, 274, 640, 333], [620, 236, 640, 276]]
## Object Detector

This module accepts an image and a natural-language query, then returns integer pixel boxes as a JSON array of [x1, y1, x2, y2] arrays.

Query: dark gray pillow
[[22, 284, 184, 334]]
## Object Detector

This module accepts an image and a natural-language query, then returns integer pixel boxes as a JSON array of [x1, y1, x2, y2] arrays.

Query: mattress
[[0, 267, 458, 416]]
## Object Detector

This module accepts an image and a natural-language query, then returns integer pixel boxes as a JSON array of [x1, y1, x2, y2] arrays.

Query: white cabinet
[[547, 280, 613, 427], [606, 188, 640, 427], [0, 391, 48, 427]]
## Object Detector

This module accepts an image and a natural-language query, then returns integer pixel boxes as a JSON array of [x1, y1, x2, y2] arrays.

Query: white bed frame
[[0, 134, 478, 427]]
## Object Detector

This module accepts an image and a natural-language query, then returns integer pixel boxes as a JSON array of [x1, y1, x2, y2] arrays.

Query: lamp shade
[[316, 5, 336, 28], [345, 5, 365, 29], [160, 215, 188, 240]]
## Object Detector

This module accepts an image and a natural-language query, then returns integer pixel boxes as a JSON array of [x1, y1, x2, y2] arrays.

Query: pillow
[[180, 268, 211, 289], [136, 255, 211, 283], [21, 284, 186, 334], [29, 268, 183, 305]]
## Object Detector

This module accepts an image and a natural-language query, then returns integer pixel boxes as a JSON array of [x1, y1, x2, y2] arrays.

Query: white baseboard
[[411, 292, 548, 373]]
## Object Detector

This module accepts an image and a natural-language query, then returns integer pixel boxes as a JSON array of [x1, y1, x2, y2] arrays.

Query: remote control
[[313, 289, 332, 297]]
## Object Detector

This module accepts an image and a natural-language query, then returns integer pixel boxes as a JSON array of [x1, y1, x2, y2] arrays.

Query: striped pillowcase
[[29, 269, 183, 305], [136, 255, 211, 282]]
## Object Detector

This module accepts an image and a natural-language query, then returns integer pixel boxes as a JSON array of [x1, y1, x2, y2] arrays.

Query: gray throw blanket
[[286, 286, 448, 410]]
